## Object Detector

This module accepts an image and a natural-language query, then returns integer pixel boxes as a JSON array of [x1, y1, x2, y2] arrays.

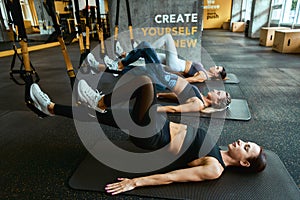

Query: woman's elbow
[[206, 167, 223, 180]]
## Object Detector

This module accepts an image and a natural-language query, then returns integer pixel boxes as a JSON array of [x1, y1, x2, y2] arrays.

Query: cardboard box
[[54, 1, 71, 14], [260, 27, 291, 46], [231, 22, 245, 33], [24, 20, 33, 34], [272, 29, 300, 53], [222, 22, 230, 30]]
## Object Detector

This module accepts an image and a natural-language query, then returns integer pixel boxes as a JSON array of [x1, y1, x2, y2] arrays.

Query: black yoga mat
[[69, 142, 300, 200]]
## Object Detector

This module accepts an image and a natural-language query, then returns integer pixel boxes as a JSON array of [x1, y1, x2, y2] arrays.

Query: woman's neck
[[206, 71, 214, 78], [202, 96, 211, 108], [220, 150, 240, 167]]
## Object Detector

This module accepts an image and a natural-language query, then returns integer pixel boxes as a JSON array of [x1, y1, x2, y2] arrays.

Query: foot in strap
[[115, 41, 125, 58], [30, 83, 54, 116], [133, 41, 139, 49], [77, 79, 106, 113], [104, 55, 119, 71], [82, 53, 100, 74]]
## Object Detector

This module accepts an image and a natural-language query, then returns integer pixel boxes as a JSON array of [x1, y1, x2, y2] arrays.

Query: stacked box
[[260, 27, 291, 47], [23, 20, 33, 34], [272, 29, 300, 53], [231, 22, 245, 32], [222, 22, 230, 30]]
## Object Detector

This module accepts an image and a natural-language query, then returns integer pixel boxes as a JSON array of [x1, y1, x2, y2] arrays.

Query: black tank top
[[172, 126, 226, 169], [130, 118, 225, 173]]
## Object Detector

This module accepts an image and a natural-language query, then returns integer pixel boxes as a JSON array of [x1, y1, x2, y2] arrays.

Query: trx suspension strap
[[95, 0, 105, 59], [74, 0, 92, 66], [125, 0, 134, 48], [39, 0, 47, 30], [114, 0, 135, 56], [3, 0, 15, 41], [5, 0, 47, 118], [6, 0, 38, 85], [84, 0, 90, 57], [73, 0, 85, 66], [114, 0, 120, 55], [44, 0, 76, 89]]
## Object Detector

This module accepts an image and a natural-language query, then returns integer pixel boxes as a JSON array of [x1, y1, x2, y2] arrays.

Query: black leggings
[[52, 76, 170, 149], [54, 75, 154, 126]]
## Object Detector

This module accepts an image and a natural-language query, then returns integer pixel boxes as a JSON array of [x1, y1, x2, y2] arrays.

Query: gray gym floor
[[0, 29, 299, 199]]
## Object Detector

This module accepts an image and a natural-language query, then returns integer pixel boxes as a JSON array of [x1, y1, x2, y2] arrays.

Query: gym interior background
[[0, 0, 299, 199]]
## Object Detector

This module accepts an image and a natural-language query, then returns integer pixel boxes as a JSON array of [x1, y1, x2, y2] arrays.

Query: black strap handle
[[114, 0, 135, 52]]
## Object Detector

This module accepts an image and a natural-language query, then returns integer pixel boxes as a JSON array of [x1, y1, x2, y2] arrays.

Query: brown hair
[[229, 147, 267, 173], [245, 147, 267, 173]]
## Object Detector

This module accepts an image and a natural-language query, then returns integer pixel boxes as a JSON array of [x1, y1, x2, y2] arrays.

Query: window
[[20, 0, 32, 21], [294, 0, 300, 24], [270, 4, 283, 24], [0, 0, 9, 29], [241, 0, 253, 21], [270, 0, 300, 26], [273, 0, 285, 4], [282, 0, 298, 23]]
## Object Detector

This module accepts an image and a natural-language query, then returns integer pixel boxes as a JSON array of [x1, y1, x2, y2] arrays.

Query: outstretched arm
[[185, 72, 208, 83], [157, 97, 204, 113], [105, 159, 223, 195], [185, 76, 206, 83], [157, 92, 178, 101]]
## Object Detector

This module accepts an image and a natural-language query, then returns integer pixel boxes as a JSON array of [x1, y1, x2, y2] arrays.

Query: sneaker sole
[[30, 84, 52, 116], [30, 84, 41, 111]]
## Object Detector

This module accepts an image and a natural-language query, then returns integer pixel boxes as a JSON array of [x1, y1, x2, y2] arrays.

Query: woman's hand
[[105, 178, 136, 195]]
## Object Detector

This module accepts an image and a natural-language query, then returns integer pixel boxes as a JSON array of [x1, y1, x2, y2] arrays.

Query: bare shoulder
[[189, 156, 220, 166], [167, 157, 224, 182], [188, 157, 224, 179], [185, 96, 204, 107], [203, 157, 224, 178], [186, 96, 202, 103]]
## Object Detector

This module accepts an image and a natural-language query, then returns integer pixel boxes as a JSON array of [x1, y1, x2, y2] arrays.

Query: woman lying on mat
[[29, 77, 266, 195], [105, 40, 231, 113], [84, 34, 226, 83], [114, 33, 227, 83]]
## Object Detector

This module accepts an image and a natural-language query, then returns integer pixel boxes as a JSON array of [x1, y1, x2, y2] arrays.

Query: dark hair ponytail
[[246, 148, 267, 173], [219, 67, 227, 79]]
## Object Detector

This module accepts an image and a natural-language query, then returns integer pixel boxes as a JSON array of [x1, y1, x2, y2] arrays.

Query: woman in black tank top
[[29, 76, 266, 195]]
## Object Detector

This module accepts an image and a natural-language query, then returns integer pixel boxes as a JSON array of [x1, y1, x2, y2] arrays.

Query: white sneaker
[[30, 83, 54, 116], [115, 41, 124, 57], [85, 53, 100, 73], [133, 41, 138, 49], [104, 55, 119, 71], [77, 80, 106, 113]]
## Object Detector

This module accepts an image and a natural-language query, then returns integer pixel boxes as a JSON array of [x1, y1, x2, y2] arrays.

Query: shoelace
[[38, 91, 50, 105], [116, 44, 123, 55], [84, 88, 104, 109], [105, 56, 112, 66], [88, 57, 98, 67]]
